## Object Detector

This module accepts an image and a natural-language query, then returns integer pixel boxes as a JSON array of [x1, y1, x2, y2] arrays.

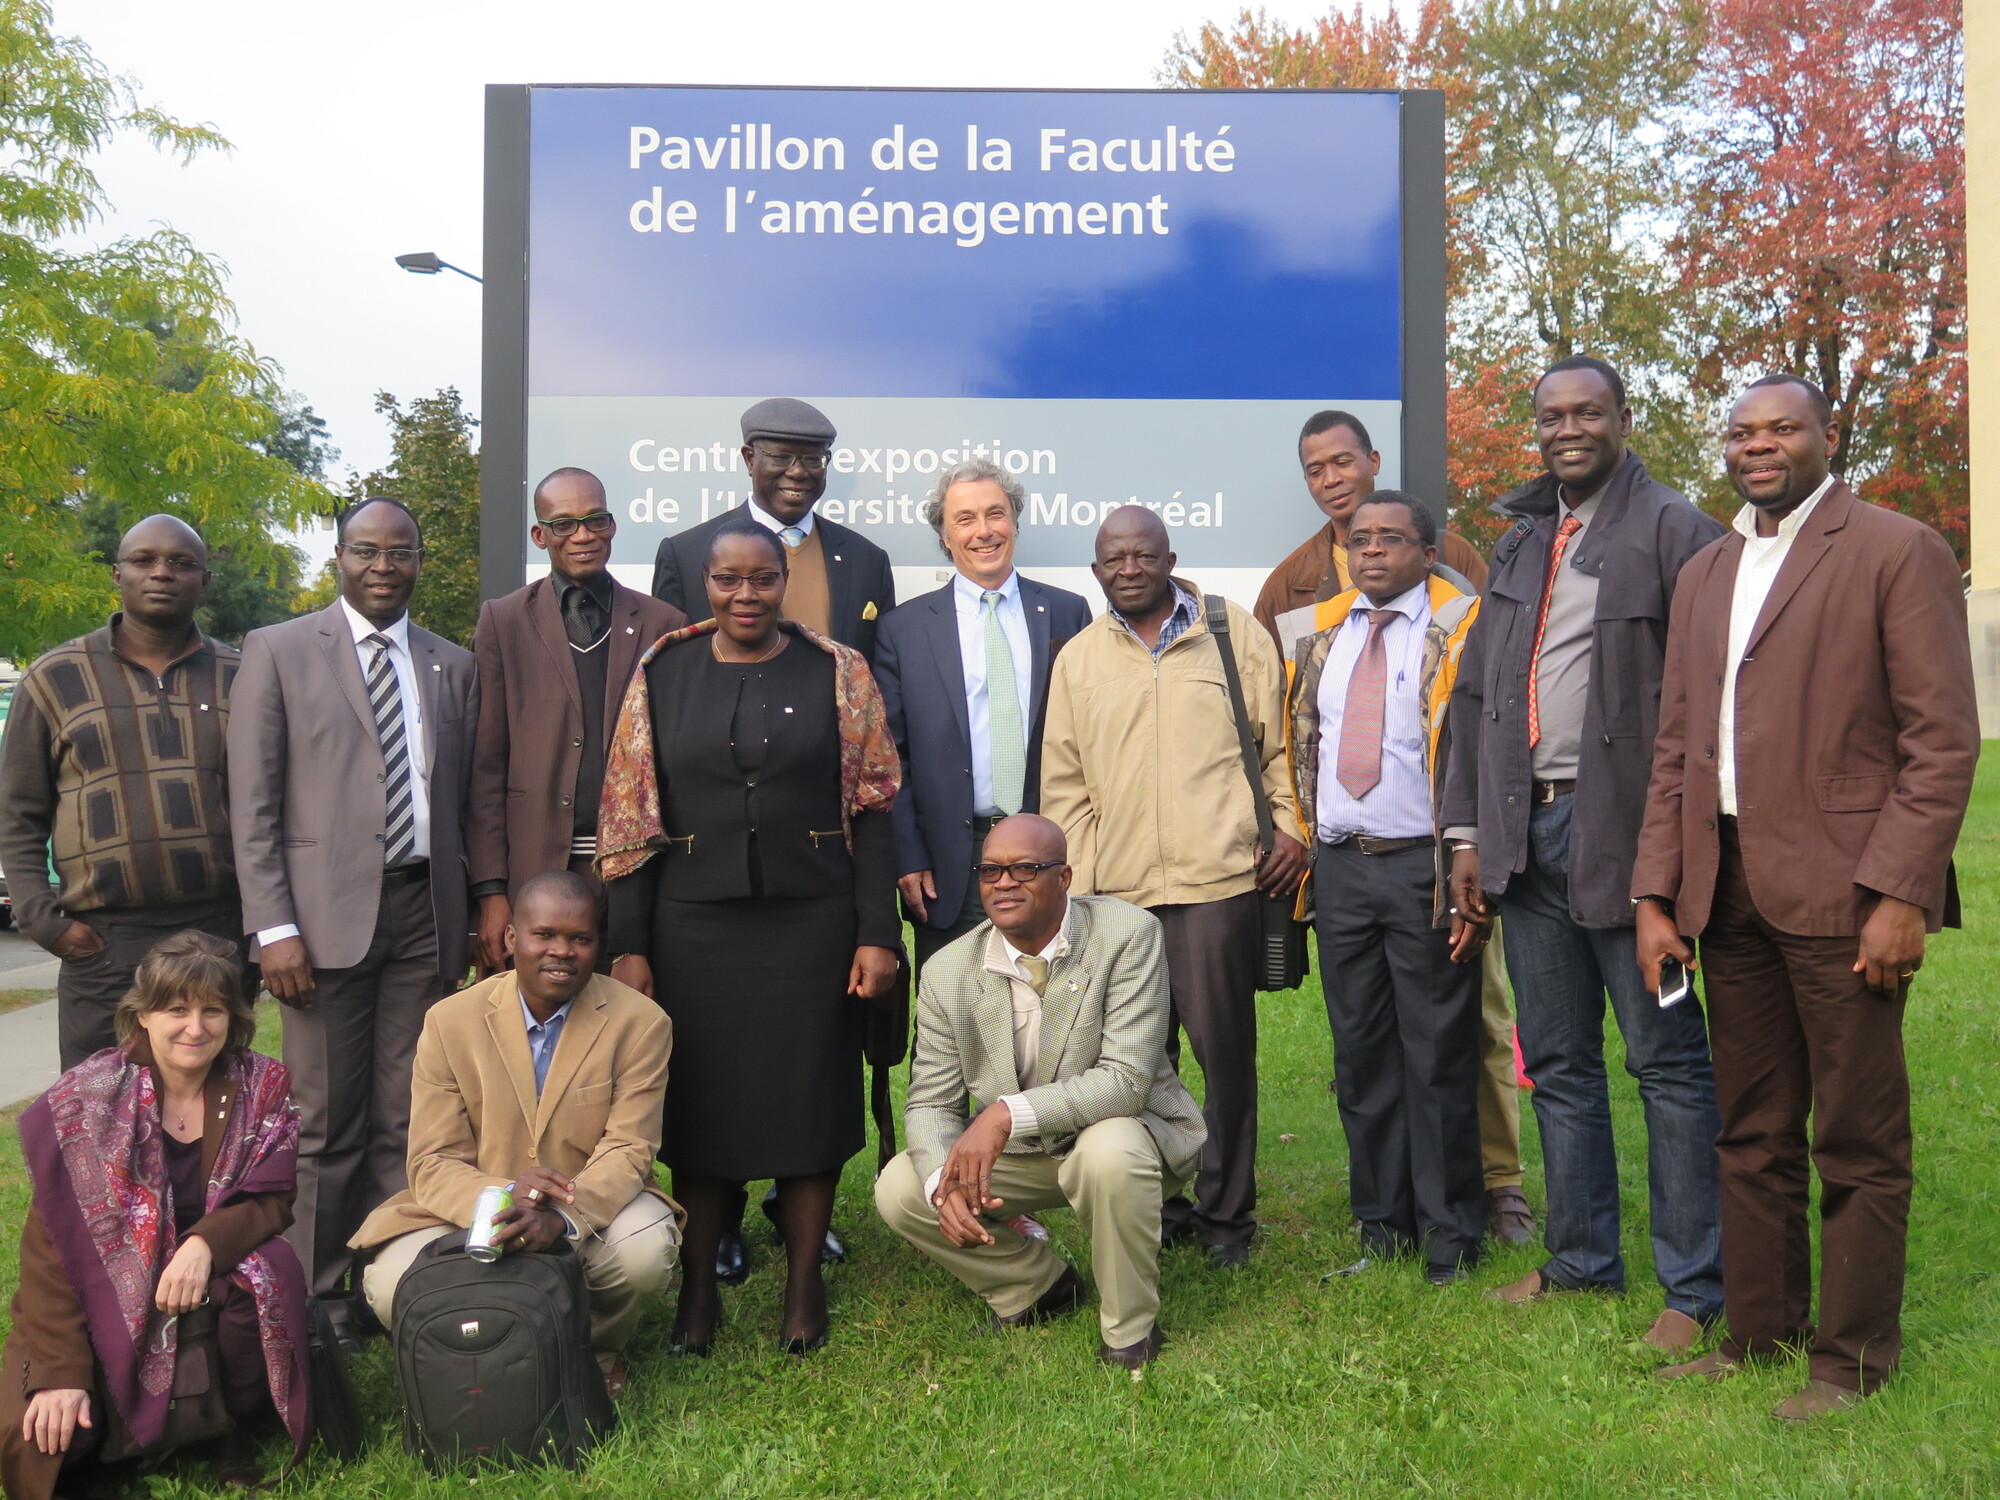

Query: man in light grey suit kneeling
[[875, 814, 1205, 1369]]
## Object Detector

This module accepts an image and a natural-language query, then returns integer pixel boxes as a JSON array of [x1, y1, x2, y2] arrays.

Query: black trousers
[[1155, 891, 1262, 1247], [1314, 839, 1485, 1271], [913, 869, 988, 974]]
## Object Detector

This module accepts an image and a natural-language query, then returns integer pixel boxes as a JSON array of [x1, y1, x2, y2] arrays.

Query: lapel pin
[[834, 554, 843, 562], [1037, 605, 1046, 612], [1069, 981, 1079, 992], [626, 626, 635, 634], [198, 702, 210, 711], [432, 663, 441, 672]]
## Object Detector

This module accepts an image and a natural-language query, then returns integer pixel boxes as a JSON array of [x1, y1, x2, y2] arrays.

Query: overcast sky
[[59, 0, 1338, 534]]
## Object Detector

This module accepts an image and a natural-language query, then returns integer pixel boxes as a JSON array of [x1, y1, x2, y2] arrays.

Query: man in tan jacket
[[352, 872, 678, 1395], [1040, 507, 1306, 1266]]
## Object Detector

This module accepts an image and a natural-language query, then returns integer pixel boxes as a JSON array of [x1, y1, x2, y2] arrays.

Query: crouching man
[[352, 871, 678, 1398], [875, 814, 1205, 1369]]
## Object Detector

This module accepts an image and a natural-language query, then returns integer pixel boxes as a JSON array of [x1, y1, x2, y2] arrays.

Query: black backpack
[[391, 1229, 614, 1472]]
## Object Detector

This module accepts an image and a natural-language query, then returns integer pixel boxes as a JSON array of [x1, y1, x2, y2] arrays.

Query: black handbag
[[865, 943, 912, 1169], [1204, 596, 1311, 993], [305, 1294, 367, 1460], [95, 1302, 234, 1464]]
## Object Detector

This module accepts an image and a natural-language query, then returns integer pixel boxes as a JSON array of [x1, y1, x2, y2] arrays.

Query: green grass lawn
[[5, 765, 2000, 1497]]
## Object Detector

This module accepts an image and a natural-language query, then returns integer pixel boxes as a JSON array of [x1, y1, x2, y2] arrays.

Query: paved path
[[0, 930, 60, 1106], [0, 928, 59, 991]]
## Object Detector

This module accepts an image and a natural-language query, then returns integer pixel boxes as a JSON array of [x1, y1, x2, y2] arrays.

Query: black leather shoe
[[1425, 1264, 1470, 1287], [781, 1329, 829, 1356], [983, 1263, 1085, 1332], [1098, 1326, 1165, 1370], [211, 1427, 268, 1491], [715, 1225, 749, 1285], [1207, 1244, 1250, 1271]]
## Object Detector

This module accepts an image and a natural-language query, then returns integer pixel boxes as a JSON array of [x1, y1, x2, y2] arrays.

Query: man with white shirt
[[874, 814, 1206, 1369], [229, 497, 478, 1322], [648, 397, 896, 658], [873, 458, 1093, 971], [1277, 493, 1490, 1285], [1634, 376, 1976, 1418]]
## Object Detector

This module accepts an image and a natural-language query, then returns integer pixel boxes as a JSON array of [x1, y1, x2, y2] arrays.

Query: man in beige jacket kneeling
[[352, 870, 678, 1399], [876, 815, 1205, 1370]]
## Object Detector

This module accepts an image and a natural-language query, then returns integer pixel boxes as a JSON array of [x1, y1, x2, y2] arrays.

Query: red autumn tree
[[1673, 0, 1966, 555]]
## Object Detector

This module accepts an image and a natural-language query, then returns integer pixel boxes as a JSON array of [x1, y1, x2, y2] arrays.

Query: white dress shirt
[[922, 898, 1073, 1205], [747, 498, 815, 538], [1313, 583, 1436, 842], [953, 570, 1033, 816], [1718, 474, 1835, 816], [255, 598, 431, 948]]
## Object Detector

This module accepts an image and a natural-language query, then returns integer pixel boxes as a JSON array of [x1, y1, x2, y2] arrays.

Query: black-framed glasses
[[540, 511, 616, 538], [338, 543, 425, 565], [708, 570, 784, 591], [975, 859, 1065, 884], [751, 446, 830, 473]]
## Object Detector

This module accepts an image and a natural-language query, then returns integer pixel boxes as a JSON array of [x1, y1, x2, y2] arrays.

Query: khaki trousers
[[1477, 917, 1525, 1190], [876, 1117, 1175, 1348], [362, 1192, 681, 1364]]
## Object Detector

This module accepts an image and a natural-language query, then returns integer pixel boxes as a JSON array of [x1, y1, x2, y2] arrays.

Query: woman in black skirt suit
[[601, 520, 900, 1354]]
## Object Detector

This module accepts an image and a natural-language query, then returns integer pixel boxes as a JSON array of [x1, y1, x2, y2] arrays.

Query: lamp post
[[395, 251, 482, 284]]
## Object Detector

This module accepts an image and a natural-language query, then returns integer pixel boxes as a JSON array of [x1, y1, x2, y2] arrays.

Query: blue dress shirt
[[520, 991, 574, 1095]]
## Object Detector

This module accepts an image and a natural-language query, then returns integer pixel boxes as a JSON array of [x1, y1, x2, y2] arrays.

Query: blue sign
[[515, 86, 1415, 583]]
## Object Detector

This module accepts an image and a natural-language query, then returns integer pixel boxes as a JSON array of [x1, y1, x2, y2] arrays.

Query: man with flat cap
[[650, 398, 896, 659], [649, 397, 896, 1275]]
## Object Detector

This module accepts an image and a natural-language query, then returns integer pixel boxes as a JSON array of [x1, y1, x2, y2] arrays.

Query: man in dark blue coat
[[873, 458, 1093, 971]]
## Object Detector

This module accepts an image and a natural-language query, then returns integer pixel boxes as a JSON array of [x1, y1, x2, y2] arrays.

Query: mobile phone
[[1657, 957, 1693, 1009]]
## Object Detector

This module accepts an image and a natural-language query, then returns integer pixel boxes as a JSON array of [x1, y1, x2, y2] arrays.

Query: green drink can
[[466, 1183, 514, 1263]]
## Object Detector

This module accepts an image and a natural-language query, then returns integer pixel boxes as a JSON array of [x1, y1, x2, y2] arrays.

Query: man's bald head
[[533, 467, 607, 520], [1091, 505, 1177, 622], [1096, 504, 1169, 555], [112, 514, 209, 632], [982, 813, 1066, 867]]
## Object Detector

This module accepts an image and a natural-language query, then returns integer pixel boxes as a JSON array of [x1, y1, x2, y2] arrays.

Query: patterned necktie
[[983, 590, 1026, 815], [1526, 514, 1585, 749], [1335, 609, 1400, 800], [1017, 955, 1050, 996], [561, 583, 606, 649], [779, 526, 806, 549], [365, 634, 416, 867]]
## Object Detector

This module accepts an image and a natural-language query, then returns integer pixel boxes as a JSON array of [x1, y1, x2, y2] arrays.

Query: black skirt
[[652, 892, 864, 1179]]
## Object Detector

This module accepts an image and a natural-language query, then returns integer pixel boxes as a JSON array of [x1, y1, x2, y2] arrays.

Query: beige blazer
[[228, 603, 477, 978], [351, 971, 672, 1250]]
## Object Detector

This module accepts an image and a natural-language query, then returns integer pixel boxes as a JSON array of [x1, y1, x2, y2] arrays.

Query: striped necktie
[[365, 634, 416, 867], [982, 590, 1025, 815], [779, 526, 806, 549], [1335, 610, 1399, 800]]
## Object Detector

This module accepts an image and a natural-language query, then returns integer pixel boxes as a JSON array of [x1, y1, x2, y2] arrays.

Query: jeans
[[1497, 793, 1724, 1322]]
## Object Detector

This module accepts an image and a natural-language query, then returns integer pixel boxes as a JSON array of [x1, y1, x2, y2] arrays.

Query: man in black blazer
[[873, 458, 1093, 971], [650, 397, 895, 657]]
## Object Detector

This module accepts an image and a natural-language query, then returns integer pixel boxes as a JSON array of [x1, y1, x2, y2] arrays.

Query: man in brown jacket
[[1042, 507, 1307, 1266], [1635, 375, 1977, 1419], [468, 466, 684, 970], [354, 872, 678, 1396]]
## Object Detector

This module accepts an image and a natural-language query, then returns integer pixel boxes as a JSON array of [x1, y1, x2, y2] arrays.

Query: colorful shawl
[[18, 1046, 309, 1459], [597, 618, 902, 881]]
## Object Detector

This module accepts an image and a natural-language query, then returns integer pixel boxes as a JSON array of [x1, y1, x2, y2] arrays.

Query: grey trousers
[[280, 875, 442, 1296], [55, 907, 247, 1070], [1153, 891, 1262, 1247]]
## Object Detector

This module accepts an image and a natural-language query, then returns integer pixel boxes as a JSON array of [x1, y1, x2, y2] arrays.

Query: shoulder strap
[[1204, 596, 1274, 853]]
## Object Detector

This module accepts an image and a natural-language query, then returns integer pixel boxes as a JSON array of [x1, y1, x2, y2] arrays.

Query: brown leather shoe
[[210, 1427, 269, 1491], [1098, 1326, 1165, 1370], [1772, 1379, 1862, 1421], [1640, 1308, 1703, 1356], [604, 1356, 630, 1402], [1483, 1268, 1575, 1304], [1486, 1186, 1536, 1247], [984, 1263, 1085, 1332], [1654, 1349, 1741, 1384]]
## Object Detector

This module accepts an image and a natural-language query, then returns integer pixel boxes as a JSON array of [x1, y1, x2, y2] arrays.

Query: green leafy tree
[[0, 0, 330, 661], [353, 389, 481, 646]]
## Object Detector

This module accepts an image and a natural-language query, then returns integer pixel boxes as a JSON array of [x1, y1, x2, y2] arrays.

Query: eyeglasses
[[708, 571, 784, 591], [751, 446, 830, 474], [975, 860, 1065, 884], [116, 552, 204, 573], [338, 543, 425, 565], [540, 512, 616, 538], [1345, 531, 1423, 550]]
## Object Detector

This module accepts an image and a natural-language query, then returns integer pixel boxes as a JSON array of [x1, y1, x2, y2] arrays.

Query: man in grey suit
[[229, 497, 478, 1315], [875, 814, 1204, 1370], [872, 457, 1093, 972]]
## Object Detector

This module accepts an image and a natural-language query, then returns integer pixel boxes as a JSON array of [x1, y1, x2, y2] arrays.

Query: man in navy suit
[[873, 458, 1094, 972]]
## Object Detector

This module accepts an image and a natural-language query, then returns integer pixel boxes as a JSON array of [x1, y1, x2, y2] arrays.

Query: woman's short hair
[[922, 458, 1026, 557], [704, 516, 789, 575], [114, 930, 256, 1055]]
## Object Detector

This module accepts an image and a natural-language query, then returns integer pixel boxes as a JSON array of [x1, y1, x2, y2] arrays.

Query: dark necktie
[[364, 634, 416, 867], [1335, 609, 1399, 800], [562, 584, 606, 650]]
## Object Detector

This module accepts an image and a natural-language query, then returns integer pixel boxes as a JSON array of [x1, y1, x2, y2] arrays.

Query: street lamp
[[395, 251, 482, 284]]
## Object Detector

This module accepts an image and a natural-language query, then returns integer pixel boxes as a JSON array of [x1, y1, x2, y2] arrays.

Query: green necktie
[[1017, 955, 1050, 996], [983, 590, 1025, 815]]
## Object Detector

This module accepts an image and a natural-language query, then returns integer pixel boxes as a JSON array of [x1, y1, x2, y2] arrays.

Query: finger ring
[[524, 1187, 542, 1204], [1898, 970, 1914, 978]]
